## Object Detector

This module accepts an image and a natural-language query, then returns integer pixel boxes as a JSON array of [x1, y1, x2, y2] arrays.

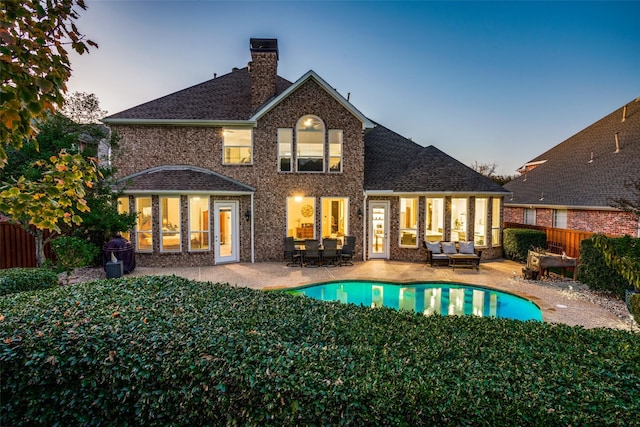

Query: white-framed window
[[451, 198, 468, 241], [321, 197, 348, 244], [425, 198, 444, 241], [160, 196, 181, 252], [399, 198, 418, 247], [135, 197, 152, 252], [189, 196, 210, 251], [329, 129, 342, 173], [277, 128, 292, 172], [296, 115, 324, 172], [474, 198, 488, 246], [117, 196, 130, 241], [491, 198, 501, 246], [287, 196, 315, 239], [524, 208, 536, 225], [553, 209, 567, 229], [223, 128, 252, 165]]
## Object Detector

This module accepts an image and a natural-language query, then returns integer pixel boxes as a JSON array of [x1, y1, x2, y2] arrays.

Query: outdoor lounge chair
[[284, 236, 302, 267]]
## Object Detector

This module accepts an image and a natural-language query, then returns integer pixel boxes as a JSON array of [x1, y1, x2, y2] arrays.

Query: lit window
[[287, 196, 315, 239], [296, 115, 324, 172], [223, 128, 252, 165], [329, 130, 342, 172], [425, 198, 444, 241], [524, 208, 536, 225], [117, 196, 130, 241], [491, 198, 501, 245], [474, 198, 487, 246], [135, 197, 152, 251], [553, 209, 567, 229], [321, 197, 348, 243], [189, 196, 209, 251], [160, 197, 181, 252], [451, 198, 468, 241], [278, 128, 292, 172], [400, 198, 418, 247]]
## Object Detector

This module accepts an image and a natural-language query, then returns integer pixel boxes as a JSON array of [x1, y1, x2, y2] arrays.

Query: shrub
[[51, 236, 99, 284], [503, 228, 546, 262], [578, 238, 629, 298], [629, 292, 640, 320], [1, 276, 639, 426], [0, 268, 59, 296]]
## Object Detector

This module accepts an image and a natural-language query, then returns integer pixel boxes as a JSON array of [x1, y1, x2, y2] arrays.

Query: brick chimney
[[249, 38, 278, 111]]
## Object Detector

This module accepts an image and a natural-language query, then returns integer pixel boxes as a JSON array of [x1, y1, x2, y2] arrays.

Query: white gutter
[[120, 190, 254, 196], [250, 193, 255, 263], [365, 190, 511, 196], [362, 192, 368, 262]]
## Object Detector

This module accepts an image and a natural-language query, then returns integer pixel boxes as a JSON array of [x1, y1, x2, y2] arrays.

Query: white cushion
[[426, 242, 442, 254], [459, 241, 475, 254], [442, 242, 457, 254]]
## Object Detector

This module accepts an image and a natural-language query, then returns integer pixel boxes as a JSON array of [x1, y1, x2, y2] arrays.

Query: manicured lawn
[[2, 275, 639, 425]]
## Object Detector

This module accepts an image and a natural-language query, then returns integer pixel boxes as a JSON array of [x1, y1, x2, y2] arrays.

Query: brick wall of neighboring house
[[504, 206, 639, 237], [111, 78, 366, 264]]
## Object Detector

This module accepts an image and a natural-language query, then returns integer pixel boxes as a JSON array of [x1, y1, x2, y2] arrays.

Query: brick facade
[[504, 206, 639, 237]]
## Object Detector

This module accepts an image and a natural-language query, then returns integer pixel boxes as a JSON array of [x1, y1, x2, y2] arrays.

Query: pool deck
[[126, 259, 637, 331]]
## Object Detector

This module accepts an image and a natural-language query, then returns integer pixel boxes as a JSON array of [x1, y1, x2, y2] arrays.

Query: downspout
[[362, 192, 368, 261], [251, 193, 255, 263]]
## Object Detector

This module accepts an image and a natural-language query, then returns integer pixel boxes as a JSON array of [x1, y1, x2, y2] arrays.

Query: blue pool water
[[288, 281, 542, 322]]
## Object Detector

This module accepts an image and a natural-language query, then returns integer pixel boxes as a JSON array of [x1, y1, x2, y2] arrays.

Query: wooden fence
[[503, 222, 596, 259], [0, 222, 53, 269]]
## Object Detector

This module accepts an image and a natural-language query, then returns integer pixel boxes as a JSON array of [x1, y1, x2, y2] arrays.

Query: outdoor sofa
[[423, 241, 482, 269]]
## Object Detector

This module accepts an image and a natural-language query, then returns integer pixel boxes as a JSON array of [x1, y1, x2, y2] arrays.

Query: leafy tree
[[62, 91, 107, 124], [609, 180, 640, 221], [0, 150, 101, 266], [0, 0, 97, 167], [470, 161, 516, 186]]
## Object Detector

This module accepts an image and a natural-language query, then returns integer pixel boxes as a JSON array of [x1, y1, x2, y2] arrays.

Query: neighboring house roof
[[364, 124, 508, 194], [104, 67, 292, 123], [115, 166, 255, 194], [504, 97, 640, 208]]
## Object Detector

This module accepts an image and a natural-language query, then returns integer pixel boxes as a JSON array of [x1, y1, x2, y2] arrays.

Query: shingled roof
[[364, 124, 508, 194], [105, 68, 292, 121], [115, 166, 255, 194], [504, 97, 640, 208]]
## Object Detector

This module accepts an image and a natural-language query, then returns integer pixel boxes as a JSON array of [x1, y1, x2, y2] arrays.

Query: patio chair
[[303, 239, 321, 267], [340, 235, 356, 266], [322, 238, 338, 267], [284, 236, 302, 267]]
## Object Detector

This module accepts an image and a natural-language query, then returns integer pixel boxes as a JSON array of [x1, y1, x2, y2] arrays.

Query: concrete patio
[[126, 259, 636, 331]]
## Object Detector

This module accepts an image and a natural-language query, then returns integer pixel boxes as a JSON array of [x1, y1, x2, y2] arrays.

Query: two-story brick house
[[104, 38, 508, 267]]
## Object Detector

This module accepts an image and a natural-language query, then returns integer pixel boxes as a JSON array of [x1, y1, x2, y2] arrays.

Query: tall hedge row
[[1, 276, 639, 426], [577, 238, 630, 298], [0, 268, 59, 296], [502, 228, 546, 262]]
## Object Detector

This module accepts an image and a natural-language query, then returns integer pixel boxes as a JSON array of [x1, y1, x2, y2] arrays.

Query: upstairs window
[[524, 208, 536, 225], [296, 115, 324, 172], [553, 209, 567, 229], [329, 130, 343, 172], [278, 128, 292, 172], [223, 128, 252, 164]]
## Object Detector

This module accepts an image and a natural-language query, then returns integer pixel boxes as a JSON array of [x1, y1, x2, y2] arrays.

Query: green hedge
[[503, 228, 546, 262], [0, 268, 59, 296], [1, 276, 639, 426], [577, 238, 630, 298]]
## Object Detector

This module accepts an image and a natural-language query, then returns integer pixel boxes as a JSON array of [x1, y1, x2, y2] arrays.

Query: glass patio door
[[369, 201, 389, 259], [214, 201, 239, 264]]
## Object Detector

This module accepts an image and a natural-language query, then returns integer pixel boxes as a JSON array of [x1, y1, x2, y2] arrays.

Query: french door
[[214, 201, 239, 264], [369, 201, 389, 259]]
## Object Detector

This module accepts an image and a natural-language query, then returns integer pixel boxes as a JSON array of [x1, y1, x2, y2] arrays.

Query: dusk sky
[[67, 1, 640, 175]]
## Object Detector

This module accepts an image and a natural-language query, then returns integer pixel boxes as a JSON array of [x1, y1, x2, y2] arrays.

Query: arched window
[[296, 115, 324, 172]]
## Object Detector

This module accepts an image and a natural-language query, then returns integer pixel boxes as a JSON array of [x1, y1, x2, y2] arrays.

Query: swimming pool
[[288, 281, 542, 322]]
